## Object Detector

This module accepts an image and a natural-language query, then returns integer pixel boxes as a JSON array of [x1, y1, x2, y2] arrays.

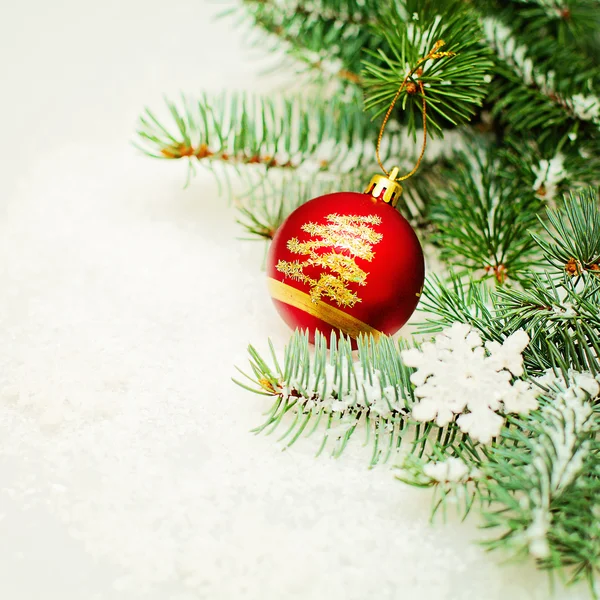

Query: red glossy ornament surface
[[267, 190, 425, 345]]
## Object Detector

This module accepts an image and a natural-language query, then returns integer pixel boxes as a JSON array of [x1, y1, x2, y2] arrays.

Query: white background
[[0, 1, 590, 598]]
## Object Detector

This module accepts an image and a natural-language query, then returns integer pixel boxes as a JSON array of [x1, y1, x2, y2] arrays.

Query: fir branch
[[234, 0, 382, 85], [417, 274, 498, 336], [429, 146, 543, 283], [419, 189, 600, 376], [481, 0, 600, 61], [483, 15, 600, 140], [496, 273, 600, 375], [499, 137, 572, 204], [398, 454, 484, 522], [137, 93, 294, 165], [237, 323, 541, 464], [234, 172, 366, 240], [480, 379, 600, 591], [135, 92, 384, 187], [399, 373, 600, 592], [362, 0, 493, 136], [235, 330, 469, 466], [420, 270, 600, 377], [242, 0, 381, 26], [532, 188, 600, 276]]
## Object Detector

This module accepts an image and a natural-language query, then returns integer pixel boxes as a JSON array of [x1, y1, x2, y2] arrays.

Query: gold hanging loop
[[375, 40, 455, 182]]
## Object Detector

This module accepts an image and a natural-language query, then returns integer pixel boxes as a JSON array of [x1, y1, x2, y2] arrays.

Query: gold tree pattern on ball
[[276, 214, 383, 307]]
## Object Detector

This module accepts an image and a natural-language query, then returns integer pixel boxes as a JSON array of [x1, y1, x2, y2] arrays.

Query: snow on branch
[[483, 17, 600, 125]]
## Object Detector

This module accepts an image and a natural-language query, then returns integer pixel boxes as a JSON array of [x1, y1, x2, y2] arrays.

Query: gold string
[[375, 40, 456, 180]]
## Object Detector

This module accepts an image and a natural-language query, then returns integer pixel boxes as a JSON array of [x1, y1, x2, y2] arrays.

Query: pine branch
[[237, 320, 544, 466], [396, 372, 600, 591], [419, 189, 600, 376], [417, 273, 498, 335], [429, 145, 543, 283], [233, 0, 383, 85], [498, 135, 600, 208], [233, 134, 471, 241], [480, 379, 600, 591], [420, 270, 600, 378], [478, 0, 600, 61], [234, 330, 470, 466], [362, 0, 493, 137], [242, 0, 381, 26], [496, 274, 600, 376], [483, 15, 600, 142], [234, 172, 366, 240], [532, 188, 600, 275], [135, 92, 387, 188], [397, 454, 485, 522]]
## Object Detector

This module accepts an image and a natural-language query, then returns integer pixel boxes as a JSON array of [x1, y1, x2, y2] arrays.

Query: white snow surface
[[0, 1, 590, 598]]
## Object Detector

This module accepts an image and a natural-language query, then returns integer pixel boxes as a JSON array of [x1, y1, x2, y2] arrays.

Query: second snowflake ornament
[[267, 168, 425, 345]]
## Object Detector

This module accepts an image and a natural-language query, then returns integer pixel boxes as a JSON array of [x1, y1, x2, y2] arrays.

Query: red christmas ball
[[267, 173, 425, 346]]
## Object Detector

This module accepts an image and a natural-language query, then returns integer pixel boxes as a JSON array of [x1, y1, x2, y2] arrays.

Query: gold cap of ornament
[[365, 166, 402, 208]]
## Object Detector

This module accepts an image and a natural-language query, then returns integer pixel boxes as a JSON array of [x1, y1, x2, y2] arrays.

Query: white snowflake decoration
[[401, 323, 539, 443]]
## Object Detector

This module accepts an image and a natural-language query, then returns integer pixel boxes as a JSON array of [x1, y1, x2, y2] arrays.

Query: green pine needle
[[362, 0, 493, 137]]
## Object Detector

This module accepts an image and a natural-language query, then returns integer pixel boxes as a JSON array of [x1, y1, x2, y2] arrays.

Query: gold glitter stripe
[[268, 278, 382, 340]]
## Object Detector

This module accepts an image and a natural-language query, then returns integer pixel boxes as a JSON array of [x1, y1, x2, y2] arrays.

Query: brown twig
[[160, 143, 296, 169]]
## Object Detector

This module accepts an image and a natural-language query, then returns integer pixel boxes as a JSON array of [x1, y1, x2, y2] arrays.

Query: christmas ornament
[[267, 169, 424, 344], [267, 41, 454, 345]]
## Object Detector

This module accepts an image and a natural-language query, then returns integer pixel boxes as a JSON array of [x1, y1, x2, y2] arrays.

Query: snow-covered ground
[[0, 1, 589, 598]]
